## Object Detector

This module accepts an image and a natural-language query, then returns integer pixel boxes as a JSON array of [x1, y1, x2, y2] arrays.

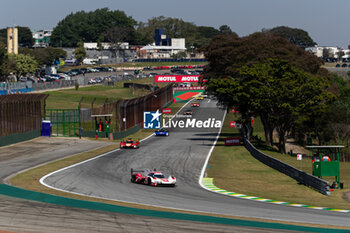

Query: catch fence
[[0, 94, 48, 137], [85, 84, 173, 138]]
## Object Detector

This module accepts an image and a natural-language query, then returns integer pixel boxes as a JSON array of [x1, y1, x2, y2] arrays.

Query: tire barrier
[[242, 125, 330, 196]]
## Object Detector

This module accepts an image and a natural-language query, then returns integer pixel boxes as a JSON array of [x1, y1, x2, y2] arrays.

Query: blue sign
[[143, 110, 161, 129]]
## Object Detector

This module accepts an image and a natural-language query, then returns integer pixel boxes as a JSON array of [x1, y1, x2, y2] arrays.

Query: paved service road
[[42, 100, 350, 227]]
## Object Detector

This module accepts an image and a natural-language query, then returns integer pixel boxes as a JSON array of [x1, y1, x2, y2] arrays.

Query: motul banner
[[173, 87, 205, 91], [162, 108, 172, 114], [225, 137, 241, 146], [155, 75, 200, 82]]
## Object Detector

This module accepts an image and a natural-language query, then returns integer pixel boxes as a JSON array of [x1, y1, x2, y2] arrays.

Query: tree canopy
[[20, 47, 67, 66], [50, 8, 137, 47], [7, 54, 38, 77], [204, 33, 324, 79], [263, 26, 317, 48], [73, 42, 86, 65], [135, 16, 237, 49], [204, 33, 333, 153], [0, 42, 6, 78]]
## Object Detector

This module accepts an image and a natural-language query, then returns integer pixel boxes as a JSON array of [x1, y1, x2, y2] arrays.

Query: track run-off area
[[0, 99, 349, 232], [38, 99, 350, 228]]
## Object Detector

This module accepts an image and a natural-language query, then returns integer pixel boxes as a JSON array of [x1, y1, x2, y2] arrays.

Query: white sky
[[0, 0, 348, 48]]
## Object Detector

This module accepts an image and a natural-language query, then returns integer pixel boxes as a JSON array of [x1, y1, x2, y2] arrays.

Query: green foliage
[[0, 42, 7, 79], [50, 8, 136, 47], [20, 47, 67, 66], [219, 25, 235, 35], [8, 54, 39, 76], [0, 26, 34, 47], [102, 26, 134, 46], [206, 58, 334, 153], [73, 42, 86, 65], [263, 26, 317, 48], [204, 33, 323, 80], [135, 16, 236, 49]]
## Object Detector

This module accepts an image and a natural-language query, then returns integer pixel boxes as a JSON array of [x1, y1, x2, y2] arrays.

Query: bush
[[75, 82, 79, 90]]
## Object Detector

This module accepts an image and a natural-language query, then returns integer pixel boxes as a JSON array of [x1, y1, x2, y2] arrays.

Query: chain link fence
[[83, 84, 173, 138]]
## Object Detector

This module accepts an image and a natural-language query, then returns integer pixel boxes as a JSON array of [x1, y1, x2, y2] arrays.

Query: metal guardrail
[[242, 125, 330, 195]]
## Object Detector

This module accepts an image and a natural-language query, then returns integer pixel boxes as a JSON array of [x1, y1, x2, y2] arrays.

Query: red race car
[[130, 168, 176, 187], [191, 102, 200, 107], [120, 138, 139, 149]]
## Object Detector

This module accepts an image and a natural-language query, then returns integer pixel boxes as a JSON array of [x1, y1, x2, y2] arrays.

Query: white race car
[[143, 170, 176, 187]]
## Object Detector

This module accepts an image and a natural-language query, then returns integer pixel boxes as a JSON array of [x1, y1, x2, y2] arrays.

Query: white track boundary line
[[199, 109, 227, 185], [198, 112, 350, 214], [40, 99, 192, 192]]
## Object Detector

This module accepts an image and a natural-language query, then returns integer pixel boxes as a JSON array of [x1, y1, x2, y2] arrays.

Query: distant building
[[306, 46, 344, 59], [138, 29, 186, 58], [83, 42, 129, 50], [33, 30, 52, 48]]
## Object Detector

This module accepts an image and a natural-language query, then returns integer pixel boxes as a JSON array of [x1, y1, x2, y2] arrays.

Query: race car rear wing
[[130, 168, 156, 176]]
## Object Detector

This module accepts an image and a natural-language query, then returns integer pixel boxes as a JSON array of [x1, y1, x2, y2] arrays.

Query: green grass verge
[[207, 113, 350, 210], [45, 77, 164, 109]]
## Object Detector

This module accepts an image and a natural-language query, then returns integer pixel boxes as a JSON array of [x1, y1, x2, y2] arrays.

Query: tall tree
[[73, 42, 86, 65], [8, 54, 38, 77], [204, 33, 324, 80], [0, 42, 7, 79], [219, 25, 235, 35], [204, 33, 331, 152], [102, 26, 133, 63], [263, 26, 317, 48], [50, 8, 136, 47]]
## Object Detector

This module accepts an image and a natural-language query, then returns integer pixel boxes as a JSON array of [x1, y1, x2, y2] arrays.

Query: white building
[[32, 30, 52, 48], [306, 46, 344, 59], [84, 42, 129, 50], [139, 38, 186, 58]]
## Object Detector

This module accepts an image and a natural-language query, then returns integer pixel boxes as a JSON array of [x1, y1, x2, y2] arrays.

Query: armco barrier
[[242, 126, 330, 195], [0, 130, 41, 147]]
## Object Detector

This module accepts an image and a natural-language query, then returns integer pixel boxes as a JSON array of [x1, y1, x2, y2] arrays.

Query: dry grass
[[208, 113, 350, 209]]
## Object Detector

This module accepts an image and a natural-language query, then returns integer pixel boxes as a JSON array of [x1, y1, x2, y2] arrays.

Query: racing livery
[[130, 168, 176, 187], [183, 109, 193, 115], [120, 138, 139, 149], [155, 128, 169, 136], [191, 102, 200, 107]]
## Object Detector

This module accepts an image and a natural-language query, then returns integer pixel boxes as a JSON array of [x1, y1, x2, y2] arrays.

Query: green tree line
[[203, 32, 349, 153]]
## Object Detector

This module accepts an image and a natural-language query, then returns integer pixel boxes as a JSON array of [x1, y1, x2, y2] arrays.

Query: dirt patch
[[343, 192, 350, 202]]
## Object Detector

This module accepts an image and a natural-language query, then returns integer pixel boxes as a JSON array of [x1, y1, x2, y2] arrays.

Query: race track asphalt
[[41, 99, 350, 228], [0, 126, 308, 232]]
